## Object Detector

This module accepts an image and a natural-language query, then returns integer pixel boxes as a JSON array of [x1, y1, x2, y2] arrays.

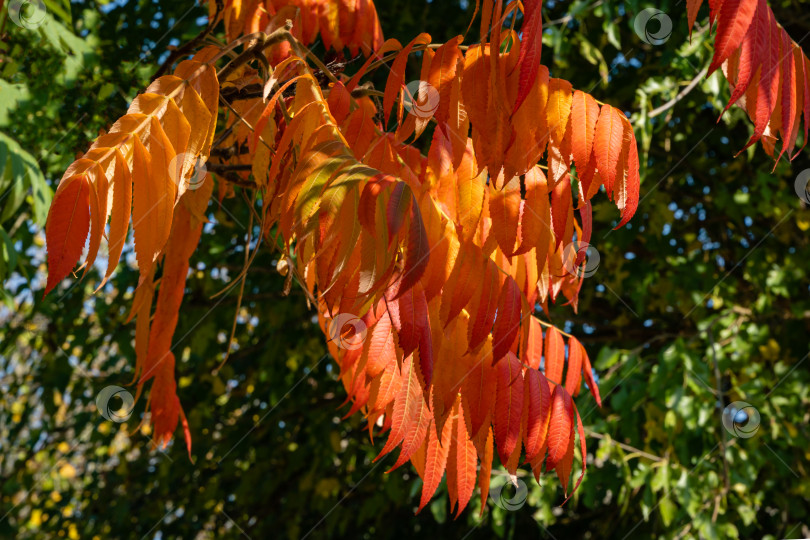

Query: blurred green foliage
[[1, 0, 809, 539]]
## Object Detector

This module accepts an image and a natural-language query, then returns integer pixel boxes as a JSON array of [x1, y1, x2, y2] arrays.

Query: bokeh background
[[1, 0, 809, 538]]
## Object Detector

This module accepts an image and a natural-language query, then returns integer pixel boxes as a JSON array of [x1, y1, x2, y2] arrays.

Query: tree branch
[[649, 66, 709, 118]]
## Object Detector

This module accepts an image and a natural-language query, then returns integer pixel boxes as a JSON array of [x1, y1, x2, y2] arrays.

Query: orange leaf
[[383, 33, 432, 126], [440, 244, 479, 327], [614, 117, 640, 229], [45, 176, 91, 295], [377, 356, 428, 465], [416, 414, 453, 513], [446, 400, 477, 516], [462, 339, 497, 438], [488, 175, 521, 255], [143, 201, 203, 384], [100, 149, 132, 288], [431, 309, 470, 433], [546, 78, 573, 147], [473, 423, 494, 517], [365, 312, 398, 378], [455, 145, 485, 243], [571, 90, 600, 177], [467, 259, 500, 351], [593, 104, 625, 195]]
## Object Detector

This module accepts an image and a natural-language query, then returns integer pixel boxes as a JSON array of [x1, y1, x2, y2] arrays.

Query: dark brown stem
[[217, 22, 294, 81]]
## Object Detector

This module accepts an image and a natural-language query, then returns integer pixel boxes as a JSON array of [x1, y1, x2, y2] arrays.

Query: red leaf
[[45, 176, 91, 296], [546, 384, 574, 470], [555, 414, 576, 494], [562, 402, 588, 504], [723, 0, 765, 113], [544, 325, 565, 387], [359, 173, 395, 234], [796, 49, 810, 158], [565, 336, 584, 396], [491, 277, 522, 363], [512, 0, 543, 113], [524, 368, 552, 461], [579, 202, 593, 257], [775, 28, 796, 163], [386, 181, 411, 244], [581, 344, 602, 407], [708, 0, 757, 76], [687, 0, 704, 36], [395, 197, 430, 297], [740, 6, 781, 152], [389, 284, 433, 387], [494, 352, 524, 466], [708, 0, 724, 26]]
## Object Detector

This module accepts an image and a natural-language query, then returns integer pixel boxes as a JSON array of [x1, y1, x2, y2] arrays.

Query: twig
[[649, 66, 709, 118], [217, 23, 295, 81], [584, 429, 665, 462]]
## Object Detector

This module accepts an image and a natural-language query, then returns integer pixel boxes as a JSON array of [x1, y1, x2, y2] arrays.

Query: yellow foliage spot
[[57, 442, 70, 453], [50, 491, 62, 502], [11, 401, 24, 415], [58, 464, 77, 479], [68, 524, 79, 540], [758, 338, 780, 361], [29, 509, 42, 527]]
